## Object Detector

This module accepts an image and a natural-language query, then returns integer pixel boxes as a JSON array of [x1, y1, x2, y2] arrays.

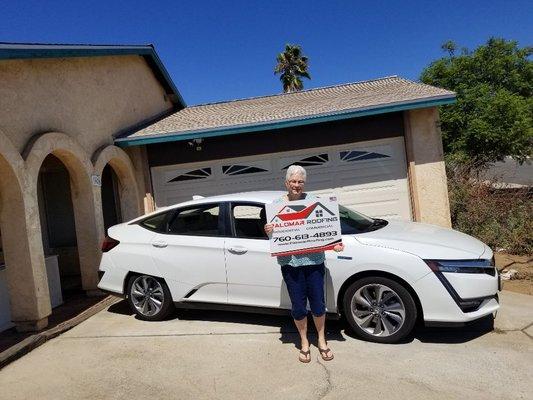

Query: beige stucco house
[[0, 43, 455, 333]]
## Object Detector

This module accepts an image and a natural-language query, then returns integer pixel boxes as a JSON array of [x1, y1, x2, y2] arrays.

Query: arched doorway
[[94, 146, 142, 235], [101, 164, 122, 232], [37, 154, 82, 300], [0, 143, 51, 332]]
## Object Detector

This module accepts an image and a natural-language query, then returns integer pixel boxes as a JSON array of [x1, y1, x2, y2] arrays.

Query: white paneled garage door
[[151, 137, 412, 220]]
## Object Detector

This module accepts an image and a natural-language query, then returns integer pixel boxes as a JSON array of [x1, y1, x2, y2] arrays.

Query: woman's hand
[[333, 243, 345, 252], [264, 223, 274, 235]]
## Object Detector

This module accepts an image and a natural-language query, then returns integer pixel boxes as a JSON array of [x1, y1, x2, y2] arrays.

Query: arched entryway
[[1, 134, 51, 332], [94, 146, 141, 234], [37, 154, 83, 299], [25, 132, 101, 295]]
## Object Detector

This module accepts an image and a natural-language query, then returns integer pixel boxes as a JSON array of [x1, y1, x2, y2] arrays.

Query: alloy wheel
[[130, 276, 165, 317], [350, 283, 406, 337]]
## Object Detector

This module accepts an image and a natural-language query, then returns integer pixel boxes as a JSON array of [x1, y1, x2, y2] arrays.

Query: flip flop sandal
[[299, 349, 311, 363], [318, 347, 334, 361]]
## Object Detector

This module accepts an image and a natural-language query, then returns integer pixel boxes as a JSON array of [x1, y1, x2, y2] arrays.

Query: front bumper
[[414, 270, 500, 324]]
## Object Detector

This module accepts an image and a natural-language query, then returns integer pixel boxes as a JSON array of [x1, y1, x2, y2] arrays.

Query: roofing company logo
[[270, 202, 335, 223]]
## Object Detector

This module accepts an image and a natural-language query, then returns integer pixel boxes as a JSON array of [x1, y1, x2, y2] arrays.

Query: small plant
[[447, 161, 532, 255]]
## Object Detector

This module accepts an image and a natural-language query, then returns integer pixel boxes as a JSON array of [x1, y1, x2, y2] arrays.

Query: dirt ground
[[495, 253, 533, 296]]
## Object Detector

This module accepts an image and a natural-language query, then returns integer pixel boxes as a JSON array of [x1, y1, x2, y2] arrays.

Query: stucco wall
[[404, 108, 451, 227], [0, 55, 173, 155]]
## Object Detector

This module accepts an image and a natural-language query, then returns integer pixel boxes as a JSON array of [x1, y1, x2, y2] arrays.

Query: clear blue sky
[[1, 0, 531, 105]]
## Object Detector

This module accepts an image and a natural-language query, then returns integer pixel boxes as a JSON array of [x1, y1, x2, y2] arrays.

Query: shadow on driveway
[[107, 299, 495, 346]]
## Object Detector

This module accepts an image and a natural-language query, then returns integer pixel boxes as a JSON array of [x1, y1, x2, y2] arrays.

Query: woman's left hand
[[333, 243, 345, 252]]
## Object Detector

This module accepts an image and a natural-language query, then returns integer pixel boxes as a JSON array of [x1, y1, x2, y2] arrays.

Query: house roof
[[0, 42, 186, 108], [115, 76, 455, 147]]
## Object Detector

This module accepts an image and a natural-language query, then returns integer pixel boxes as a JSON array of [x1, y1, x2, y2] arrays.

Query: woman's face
[[285, 173, 306, 197]]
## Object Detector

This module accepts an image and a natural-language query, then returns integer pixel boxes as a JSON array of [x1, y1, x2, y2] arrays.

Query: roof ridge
[[187, 75, 402, 108]]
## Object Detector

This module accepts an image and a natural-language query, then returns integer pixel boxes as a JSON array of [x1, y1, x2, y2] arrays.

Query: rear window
[[139, 212, 168, 232]]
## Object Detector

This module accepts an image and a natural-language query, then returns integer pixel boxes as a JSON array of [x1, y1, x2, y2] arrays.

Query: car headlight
[[424, 259, 495, 276]]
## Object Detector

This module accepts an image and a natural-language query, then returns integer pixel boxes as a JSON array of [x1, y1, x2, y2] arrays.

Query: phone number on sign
[[273, 231, 338, 243]]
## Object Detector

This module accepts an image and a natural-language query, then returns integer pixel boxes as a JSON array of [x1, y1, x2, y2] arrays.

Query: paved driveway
[[0, 291, 532, 400]]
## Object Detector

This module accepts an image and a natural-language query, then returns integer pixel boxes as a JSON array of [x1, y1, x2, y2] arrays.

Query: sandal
[[299, 349, 311, 363], [318, 347, 334, 361]]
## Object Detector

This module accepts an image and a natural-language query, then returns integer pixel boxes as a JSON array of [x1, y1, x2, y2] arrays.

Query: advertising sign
[[265, 197, 342, 256]]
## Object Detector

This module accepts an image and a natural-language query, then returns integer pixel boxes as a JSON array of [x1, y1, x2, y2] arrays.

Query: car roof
[[129, 191, 285, 223]]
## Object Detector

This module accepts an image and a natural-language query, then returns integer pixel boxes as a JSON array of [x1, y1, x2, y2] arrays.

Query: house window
[[222, 165, 268, 176], [340, 150, 390, 162], [168, 168, 212, 183], [282, 154, 329, 169]]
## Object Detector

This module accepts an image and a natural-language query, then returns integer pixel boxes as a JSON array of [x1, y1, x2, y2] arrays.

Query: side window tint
[[168, 205, 220, 236], [139, 212, 168, 232], [232, 204, 268, 239]]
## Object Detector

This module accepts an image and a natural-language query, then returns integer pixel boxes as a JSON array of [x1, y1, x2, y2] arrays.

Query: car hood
[[354, 220, 489, 259]]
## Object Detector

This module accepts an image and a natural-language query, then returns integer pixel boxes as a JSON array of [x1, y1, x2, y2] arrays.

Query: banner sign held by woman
[[265, 197, 342, 256]]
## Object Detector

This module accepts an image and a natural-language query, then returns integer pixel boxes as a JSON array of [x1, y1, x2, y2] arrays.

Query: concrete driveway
[[0, 290, 531, 400]]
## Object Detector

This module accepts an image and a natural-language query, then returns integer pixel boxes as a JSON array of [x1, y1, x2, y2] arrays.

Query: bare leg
[[312, 314, 333, 358], [294, 317, 310, 361]]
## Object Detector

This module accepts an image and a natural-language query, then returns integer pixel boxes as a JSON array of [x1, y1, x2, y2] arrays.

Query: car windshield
[[339, 205, 387, 234]]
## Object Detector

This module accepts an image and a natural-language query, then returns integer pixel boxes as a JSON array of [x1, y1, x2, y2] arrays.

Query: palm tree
[[274, 44, 311, 93]]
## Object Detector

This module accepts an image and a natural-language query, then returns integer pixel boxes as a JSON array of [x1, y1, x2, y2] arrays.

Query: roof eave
[[0, 43, 186, 109], [115, 95, 456, 147]]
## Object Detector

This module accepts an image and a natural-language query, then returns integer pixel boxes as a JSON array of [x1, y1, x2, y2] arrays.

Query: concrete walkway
[[0, 290, 531, 400]]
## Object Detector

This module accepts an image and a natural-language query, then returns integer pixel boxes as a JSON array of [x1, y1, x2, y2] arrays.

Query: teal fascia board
[[115, 96, 456, 147]]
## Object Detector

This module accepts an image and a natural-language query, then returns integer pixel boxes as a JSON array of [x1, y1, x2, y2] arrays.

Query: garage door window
[[340, 150, 390, 162], [282, 154, 328, 169], [168, 168, 212, 183], [167, 204, 221, 236], [222, 165, 268, 176], [232, 204, 268, 239]]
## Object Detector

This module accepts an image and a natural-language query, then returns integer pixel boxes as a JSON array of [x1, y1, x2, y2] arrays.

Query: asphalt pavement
[[0, 290, 531, 400]]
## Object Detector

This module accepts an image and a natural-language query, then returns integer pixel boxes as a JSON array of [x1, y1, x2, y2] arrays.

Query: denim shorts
[[281, 263, 326, 320]]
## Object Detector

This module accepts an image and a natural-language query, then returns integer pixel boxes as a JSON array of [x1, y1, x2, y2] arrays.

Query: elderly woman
[[265, 165, 343, 363]]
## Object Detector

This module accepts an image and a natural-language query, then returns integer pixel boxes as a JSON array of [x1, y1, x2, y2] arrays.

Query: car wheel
[[343, 276, 417, 343], [126, 275, 174, 321]]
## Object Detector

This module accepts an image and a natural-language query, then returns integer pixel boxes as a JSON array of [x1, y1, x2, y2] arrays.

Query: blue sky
[[1, 0, 531, 105]]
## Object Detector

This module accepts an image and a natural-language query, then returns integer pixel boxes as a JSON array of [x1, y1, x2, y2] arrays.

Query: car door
[[149, 202, 228, 304], [224, 202, 292, 309]]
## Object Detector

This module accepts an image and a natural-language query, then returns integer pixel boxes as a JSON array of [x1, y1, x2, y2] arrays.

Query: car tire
[[343, 276, 417, 344], [126, 274, 174, 321]]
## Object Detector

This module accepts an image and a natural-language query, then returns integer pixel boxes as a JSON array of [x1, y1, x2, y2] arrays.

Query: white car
[[97, 191, 500, 343]]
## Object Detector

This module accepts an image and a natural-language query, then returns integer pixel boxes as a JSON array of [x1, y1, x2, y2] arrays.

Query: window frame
[[163, 202, 227, 237], [228, 201, 269, 240]]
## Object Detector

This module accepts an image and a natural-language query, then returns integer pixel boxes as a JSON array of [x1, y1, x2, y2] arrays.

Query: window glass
[[339, 205, 376, 234], [139, 212, 168, 232], [167, 204, 221, 236], [232, 204, 268, 239]]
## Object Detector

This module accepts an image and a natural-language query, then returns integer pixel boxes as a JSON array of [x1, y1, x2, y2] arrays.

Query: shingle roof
[[116, 76, 455, 146]]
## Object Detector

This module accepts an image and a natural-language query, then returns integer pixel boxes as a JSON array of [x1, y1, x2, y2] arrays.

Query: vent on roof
[[168, 168, 212, 183]]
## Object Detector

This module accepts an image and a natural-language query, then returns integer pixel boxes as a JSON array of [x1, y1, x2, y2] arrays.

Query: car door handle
[[228, 246, 248, 255], [152, 240, 168, 248]]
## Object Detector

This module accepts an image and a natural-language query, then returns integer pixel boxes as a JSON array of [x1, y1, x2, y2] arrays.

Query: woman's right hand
[[264, 223, 274, 235]]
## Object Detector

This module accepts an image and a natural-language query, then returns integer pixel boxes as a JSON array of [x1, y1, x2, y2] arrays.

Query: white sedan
[[97, 191, 500, 343]]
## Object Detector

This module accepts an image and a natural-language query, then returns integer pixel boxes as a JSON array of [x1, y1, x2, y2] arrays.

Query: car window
[[339, 205, 384, 234], [232, 204, 268, 239], [167, 204, 221, 236], [139, 211, 169, 232]]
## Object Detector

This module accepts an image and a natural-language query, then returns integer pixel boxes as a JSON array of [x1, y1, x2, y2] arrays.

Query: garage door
[[151, 137, 412, 220]]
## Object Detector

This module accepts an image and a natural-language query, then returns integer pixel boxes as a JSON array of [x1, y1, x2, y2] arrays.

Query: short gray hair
[[285, 165, 307, 181]]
